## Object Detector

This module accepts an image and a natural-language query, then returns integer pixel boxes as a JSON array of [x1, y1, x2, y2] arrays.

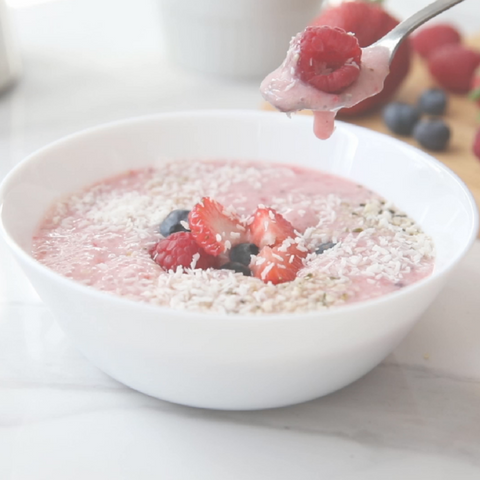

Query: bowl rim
[[0, 109, 478, 323]]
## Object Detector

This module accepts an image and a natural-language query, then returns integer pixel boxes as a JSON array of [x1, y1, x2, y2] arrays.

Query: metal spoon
[[373, 0, 465, 63]]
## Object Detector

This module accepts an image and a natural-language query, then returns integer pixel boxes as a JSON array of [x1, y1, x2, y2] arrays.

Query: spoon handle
[[375, 0, 465, 61]]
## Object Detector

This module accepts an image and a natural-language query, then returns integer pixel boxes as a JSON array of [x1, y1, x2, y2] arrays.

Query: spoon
[[373, 0, 465, 63]]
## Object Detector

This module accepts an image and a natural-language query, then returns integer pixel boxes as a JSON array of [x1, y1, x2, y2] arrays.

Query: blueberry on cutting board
[[413, 119, 451, 151], [383, 102, 421, 136], [418, 88, 448, 115], [159, 209, 190, 237]]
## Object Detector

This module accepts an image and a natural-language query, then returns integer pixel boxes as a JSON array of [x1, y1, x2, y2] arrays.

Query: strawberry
[[411, 24, 461, 59], [296, 26, 362, 94], [150, 232, 216, 271], [247, 207, 296, 249], [428, 44, 480, 94], [311, 0, 411, 116], [188, 197, 247, 256], [250, 242, 305, 285], [473, 128, 480, 161]]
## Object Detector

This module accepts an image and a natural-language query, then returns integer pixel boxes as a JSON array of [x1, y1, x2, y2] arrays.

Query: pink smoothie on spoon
[[261, 26, 390, 139]]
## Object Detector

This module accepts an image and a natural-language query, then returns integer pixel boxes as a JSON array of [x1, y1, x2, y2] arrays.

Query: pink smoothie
[[260, 32, 390, 139], [32, 160, 434, 315]]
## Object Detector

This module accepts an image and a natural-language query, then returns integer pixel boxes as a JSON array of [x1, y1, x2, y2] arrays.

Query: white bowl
[[158, 0, 323, 79], [0, 111, 477, 410]]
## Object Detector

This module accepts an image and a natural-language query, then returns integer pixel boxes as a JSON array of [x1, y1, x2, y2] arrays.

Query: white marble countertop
[[1, 0, 480, 478]]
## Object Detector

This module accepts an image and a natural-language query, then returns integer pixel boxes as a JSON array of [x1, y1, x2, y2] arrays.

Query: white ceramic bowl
[[158, 0, 323, 79], [0, 111, 477, 410]]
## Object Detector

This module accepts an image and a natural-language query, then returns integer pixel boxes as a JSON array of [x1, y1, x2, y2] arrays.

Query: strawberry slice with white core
[[247, 206, 296, 249], [251, 241, 305, 285], [188, 197, 248, 256]]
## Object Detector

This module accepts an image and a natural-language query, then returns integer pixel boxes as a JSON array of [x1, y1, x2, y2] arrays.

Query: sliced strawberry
[[251, 242, 304, 285], [188, 198, 247, 256], [247, 207, 296, 249], [150, 232, 216, 271], [296, 26, 362, 94], [276, 238, 309, 260]]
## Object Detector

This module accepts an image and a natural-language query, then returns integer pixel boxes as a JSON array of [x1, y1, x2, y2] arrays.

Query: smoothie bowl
[[0, 110, 477, 410]]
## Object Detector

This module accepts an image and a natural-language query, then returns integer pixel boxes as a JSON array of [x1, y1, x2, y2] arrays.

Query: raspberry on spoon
[[296, 26, 362, 94], [259, 23, 382, 140]]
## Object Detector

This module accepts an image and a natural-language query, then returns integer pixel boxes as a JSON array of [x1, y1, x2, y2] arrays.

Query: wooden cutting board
[[263, 35, 480, 236]]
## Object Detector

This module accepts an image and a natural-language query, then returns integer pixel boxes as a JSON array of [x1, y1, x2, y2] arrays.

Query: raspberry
[[311, 0, 411, 116], [411, 24, 461, 59], [188, 197, 247, 256], [428, 44, 480, 94], [296, 26, 362, 94], [251, 242, 305, 285], [247, 207, 296, 249], [473, 128, 480, 161], [150, 232, 216, 271]]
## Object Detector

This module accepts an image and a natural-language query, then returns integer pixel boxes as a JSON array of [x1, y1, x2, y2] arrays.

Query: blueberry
[[229, 243, 259, 266], [383, 102, 421, 135], [418, 88, 447, 115], [221, 262, 251, 276], [315, 242, 336, 254], [159, 209, 190, 237], [413, 119, 451, 151]]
